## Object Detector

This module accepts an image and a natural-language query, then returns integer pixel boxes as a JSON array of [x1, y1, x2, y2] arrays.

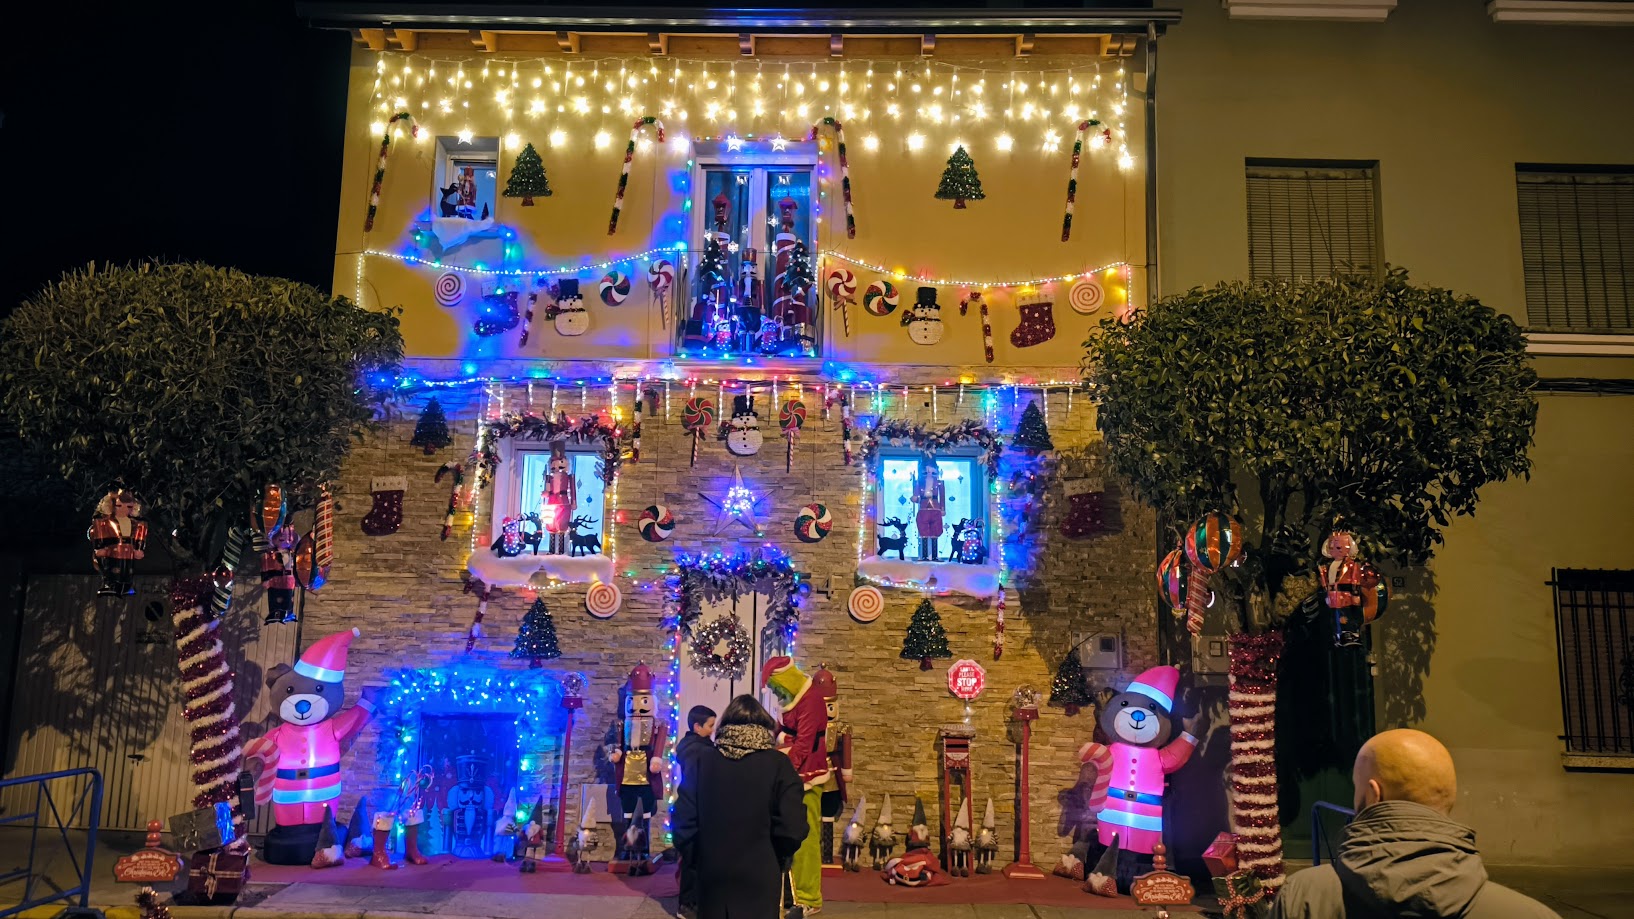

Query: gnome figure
[[870, 794, 898, 871], [310, 804, 344, 868], [1077, 664, 1202, 895], [841, 796, 868, 872], [813, 664, 854, 867], [569, 801, 599, 873], [948, 798, 974, 877], [762, 657, 829, 912], [974, 799, 999, 874], [518, 797, 549, 873], [607, 663, 666, 874], [882, 798, 948, 887], [492, 790, 520, 862], [342, 798, 373, 859]]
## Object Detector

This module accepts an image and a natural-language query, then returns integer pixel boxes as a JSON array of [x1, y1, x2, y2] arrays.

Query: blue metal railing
[[1310, 801, 1356, 867], [0, 768, 103, 918]]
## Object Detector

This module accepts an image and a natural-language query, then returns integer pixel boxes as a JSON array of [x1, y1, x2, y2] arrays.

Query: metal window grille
[[1551, 568, 1634, 755], [1246, 162, 1379, 280], [1517, 170, 1634, 332]]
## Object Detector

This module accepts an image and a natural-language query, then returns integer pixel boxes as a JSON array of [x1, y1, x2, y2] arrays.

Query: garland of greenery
[[687, 616, 753, 681], [667, 547, 803, 642], [862, 418, 1003, 476], [472, 412, 624, 489]]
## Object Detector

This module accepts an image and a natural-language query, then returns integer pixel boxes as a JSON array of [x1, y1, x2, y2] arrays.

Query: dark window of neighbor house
[[1551, 568, 1634, 757], [1517, 168, 1634, 333], [1246, 160, 1380, 280]]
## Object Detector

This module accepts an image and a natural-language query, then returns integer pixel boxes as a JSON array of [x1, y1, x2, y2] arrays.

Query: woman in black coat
[[674, 694, 808, 919]]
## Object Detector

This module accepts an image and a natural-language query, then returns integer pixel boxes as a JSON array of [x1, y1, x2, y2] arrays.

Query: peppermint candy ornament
[[826, 268, 857, 336], [637, 504, 675, 542], [863, 280, 899, 317], [848, 585, 884, 623], [585, 580, 622, 619], [434, 272, 466, 307], [1069, 278, 1105, 314], [599, 271, 631, 306], [794, 503, 832, 543]]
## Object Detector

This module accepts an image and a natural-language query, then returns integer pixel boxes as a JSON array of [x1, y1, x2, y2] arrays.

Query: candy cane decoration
[[364, 112, 417, 233], [464, 577, 494, 652], [1076, 740, 1115, 814], [435, 462, 465, 540], [608, 116, 666, 235], [172, 578, 244, 825], [209, 526, 253, 621], [808, 118, 857, 239], [313, 486, 335, 572], [961, 290, 995, 363], [632, 391, 645, 463], [994, 584, 1006, 660], [242, 735, 279, 807], [520, 292, 538, 347], [1060, 119, 1103, 242], [824, 390, 855, 466]]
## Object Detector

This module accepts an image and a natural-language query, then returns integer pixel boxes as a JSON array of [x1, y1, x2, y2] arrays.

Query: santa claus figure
[[1077, 664, 1202, 895], [763, 657, 829, 913], [89, 488, 147, 597], [607, 662, 665, 874], [813, 664, 854, 867], [911, 457, 948, 562], [541, 439, 576, 555]]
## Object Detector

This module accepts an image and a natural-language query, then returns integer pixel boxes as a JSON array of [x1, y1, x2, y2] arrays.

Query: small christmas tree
[[511, 597, 562, 668], [782, 241, 814, 302], [503, 143, 553, 206], [935, 145, 986, 209], [901, 598, 952, 671], [1013, 401, 1054, 453], [1049, 647, 1092, 715], [410, 398, 453, 454]]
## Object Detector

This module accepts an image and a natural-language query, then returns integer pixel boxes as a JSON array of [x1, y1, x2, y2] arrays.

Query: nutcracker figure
[[607, 662, 666, 874], [684, 193, 733, 350], [540, 440, 576, 556], [261, 525, 299, 624], [89, 488, 148, 596], [912, 457, 948, 561], [763, 657, 829, 912], [813, 664, 854, 867], [1318, 530, 1390, 648], [770, 197, 812, 352], [448, 754, 495, 859]]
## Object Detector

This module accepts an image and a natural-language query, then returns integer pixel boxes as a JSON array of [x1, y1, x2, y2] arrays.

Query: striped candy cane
[[463, 578, 494, 652], [209, 526, 254, 620], [242, 735, 280, 807], [435, 462, 465, 541], [313, 487, 335, 572], [960, 291, 995, 363], [1076, 741, 1115, 814], [364, 112, 417, 232], [608, 116, 666, 235], [520, 291, 537, 347], [632, 391, 645, 463], [808, 118, 857, 239], [1060, 119, 1103, 242]]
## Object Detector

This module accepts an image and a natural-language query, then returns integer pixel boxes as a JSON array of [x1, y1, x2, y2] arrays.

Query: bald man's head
[[1353, 729, 1458, 815]]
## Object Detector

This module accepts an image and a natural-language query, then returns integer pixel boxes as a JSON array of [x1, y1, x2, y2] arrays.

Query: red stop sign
[[947, 659, 987, 701]]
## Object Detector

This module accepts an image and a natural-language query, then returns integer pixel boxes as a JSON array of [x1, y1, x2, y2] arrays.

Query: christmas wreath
[[687, 616, 753, 681], [472, 411, 624, 489], [667, 547, 803, 642], [862, 418, 1003, 476]]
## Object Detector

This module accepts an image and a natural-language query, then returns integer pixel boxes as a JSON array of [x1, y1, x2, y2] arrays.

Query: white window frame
[[872, 449, 989, 559], [488, 440, 609, 556], [432, 135, 500, 218]]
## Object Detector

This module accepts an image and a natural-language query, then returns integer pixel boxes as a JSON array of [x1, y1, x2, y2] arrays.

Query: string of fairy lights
[[366, 52, 1134, 167]]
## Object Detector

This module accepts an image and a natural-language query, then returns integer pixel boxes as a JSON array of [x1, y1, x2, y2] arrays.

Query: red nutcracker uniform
[[89, 488, 148, 597], [913, 460, 948, 561], [609, 662, 666, 869], [541, 440, 576, 555], [813, 665, 854, 866], [764, 656, 828, 910]]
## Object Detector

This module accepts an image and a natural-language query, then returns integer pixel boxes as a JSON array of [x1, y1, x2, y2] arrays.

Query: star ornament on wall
[[700, 466, 767, 535], [725, 135, 745, 152], [770, 135, 789, 151]]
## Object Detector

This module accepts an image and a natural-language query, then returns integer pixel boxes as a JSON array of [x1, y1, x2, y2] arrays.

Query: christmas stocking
[[1011, 292, 1056, 348], [361, 476, 406, 536], [1060, 479, 1108, 539]]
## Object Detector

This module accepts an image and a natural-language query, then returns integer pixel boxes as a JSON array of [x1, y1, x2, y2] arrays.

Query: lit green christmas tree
[[511, 597, 562, 668], [503, 143, 553, 206], [901, 599, 952, 670], [935, 145, 986, 209], [1012, 400, 1054, 453], [1048, 648, 1092, 715]]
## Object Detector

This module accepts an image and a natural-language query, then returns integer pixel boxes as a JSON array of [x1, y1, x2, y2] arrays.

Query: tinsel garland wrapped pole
[[1226, 631, 1286, 891], [607, 116, 666, 235], [364, 112, 417, 232], [1059, 118, 1104, 242], [172, 578, 244, 831], [807, 117, 857, 238], [993, 585, 1006, 660]]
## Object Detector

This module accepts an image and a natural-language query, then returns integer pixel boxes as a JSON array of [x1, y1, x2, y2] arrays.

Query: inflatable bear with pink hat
[[245, 628, 383, 865]]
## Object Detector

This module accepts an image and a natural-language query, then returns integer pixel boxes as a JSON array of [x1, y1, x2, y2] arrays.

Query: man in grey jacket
[[1273, 729, 1558, 918]]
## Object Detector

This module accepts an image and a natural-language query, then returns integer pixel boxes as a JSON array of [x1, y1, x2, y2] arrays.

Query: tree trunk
[[1227, 631, 1285, 890], [172, 576, 245, 831]]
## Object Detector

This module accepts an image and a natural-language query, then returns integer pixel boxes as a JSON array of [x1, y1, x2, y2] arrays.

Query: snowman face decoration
[[726, 410, 764, 456], [907, 302, 944, 345]]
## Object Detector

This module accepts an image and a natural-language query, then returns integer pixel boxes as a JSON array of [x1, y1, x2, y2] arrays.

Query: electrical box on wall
[[1192, 634, 1230, 681], [1078, 632, 1123, 671]]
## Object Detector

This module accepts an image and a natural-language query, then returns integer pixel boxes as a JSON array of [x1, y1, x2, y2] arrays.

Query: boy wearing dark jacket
[[675, 705, 716, 919]]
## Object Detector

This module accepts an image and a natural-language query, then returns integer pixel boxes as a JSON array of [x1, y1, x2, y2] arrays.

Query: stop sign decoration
[[947, 659, 987, 701]]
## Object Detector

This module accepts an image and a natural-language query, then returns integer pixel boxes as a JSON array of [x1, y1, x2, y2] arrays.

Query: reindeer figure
[[568, 515, 602, 557], [876, 517, 910, 560]]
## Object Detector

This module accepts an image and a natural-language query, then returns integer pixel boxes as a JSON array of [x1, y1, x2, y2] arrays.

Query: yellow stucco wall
[[331, 49, 1147, 372], [1161, 0, 1634, 866]]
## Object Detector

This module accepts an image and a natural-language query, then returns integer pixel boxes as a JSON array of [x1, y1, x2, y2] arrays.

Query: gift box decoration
[[168, 802, 236, 854], [186, 848, 249, 904], [1202, 831, 1239, 877]]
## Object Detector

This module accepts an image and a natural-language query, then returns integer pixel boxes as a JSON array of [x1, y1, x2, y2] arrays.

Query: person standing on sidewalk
[[674, 705, 716, 918], [675, 695, 808, 919], [1273, 729, 1559, 919]]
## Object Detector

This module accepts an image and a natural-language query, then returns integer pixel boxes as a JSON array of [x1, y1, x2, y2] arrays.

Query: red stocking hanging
[[360, 477, 406, 536], [1060, 479, 1108, 540], [1011, 291, 1056, 348]]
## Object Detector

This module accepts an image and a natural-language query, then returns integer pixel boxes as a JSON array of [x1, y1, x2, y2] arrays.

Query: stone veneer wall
[[296, 373, 1156, 863]]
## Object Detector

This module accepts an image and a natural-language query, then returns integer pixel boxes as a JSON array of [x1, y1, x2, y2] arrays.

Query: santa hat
[[812, 663, 838, 701], [295, 628, 359, 684], [626, 662, 654, 694], [760, 656, 809, 705], [1125, 664, 1180, 713]]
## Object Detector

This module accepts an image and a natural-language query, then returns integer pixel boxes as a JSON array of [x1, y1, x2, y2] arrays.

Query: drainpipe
[[1145, 21, 1160, 309]]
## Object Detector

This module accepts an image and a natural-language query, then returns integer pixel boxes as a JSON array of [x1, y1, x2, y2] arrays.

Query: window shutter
[[1517, 170, 1634, 332], [1246, 163, 1379, 280]]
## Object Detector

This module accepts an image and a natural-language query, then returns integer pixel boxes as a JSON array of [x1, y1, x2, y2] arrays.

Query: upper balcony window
[[433, 135, 499, 221], [1246, 160, 1380, 280], [680, 141, 822, 359]]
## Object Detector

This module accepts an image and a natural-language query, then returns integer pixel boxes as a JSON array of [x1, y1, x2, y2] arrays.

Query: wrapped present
[[1202, 831, 1239, 877], [168, 803, 236, 854], [186, 847, 249, 904], [1212, 870, 1270, 919]]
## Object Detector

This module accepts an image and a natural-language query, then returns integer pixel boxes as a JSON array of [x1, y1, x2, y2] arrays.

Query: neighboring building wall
[[1161, 0, 1634, 865]]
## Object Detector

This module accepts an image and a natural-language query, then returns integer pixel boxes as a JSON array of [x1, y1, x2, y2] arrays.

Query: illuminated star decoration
[[457, 129, 475, 144], [699, 466, 767, 535], [770, 135, 789, 151], [725, 135, 745, 152]]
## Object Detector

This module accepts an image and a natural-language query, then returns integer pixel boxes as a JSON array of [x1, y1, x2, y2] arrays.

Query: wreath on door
[[687, 616, 753, 681]]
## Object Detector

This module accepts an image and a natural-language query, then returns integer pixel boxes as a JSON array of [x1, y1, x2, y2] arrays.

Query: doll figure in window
[[540, 440, 576, 556], [912, 457, 948, 562], [448, 754, 495, 859]]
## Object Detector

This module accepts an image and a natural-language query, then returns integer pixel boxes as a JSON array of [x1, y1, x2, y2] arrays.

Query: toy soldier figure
[[813, 664, 854, 867], [261, 525, 299, 624], [541, 439, 576, 556], [607, 662, 666, 874], [912, 457, 947, 562], [89, 487, 147, 596], [448, 754, 495, 859]]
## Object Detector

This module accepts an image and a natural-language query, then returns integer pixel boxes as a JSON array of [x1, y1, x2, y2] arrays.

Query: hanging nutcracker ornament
[[779, 398, 806, 472], [681, 396, 716, 467], [1318, 530, 1390, 648], [826, 267, 857, 337], [1181, 511, 1244, 637], [607, 116, 665, 235], [90, 487, 148, 597], [540, 441, 576, 556], [960, 290, 995, 363]]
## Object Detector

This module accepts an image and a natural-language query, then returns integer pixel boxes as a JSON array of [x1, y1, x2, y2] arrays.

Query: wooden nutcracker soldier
[[261, 525, 299, 624], [540, 439, 576, 556], [770, 197, 812, 351], [89, 487, 148, 596], [912, 457, 948, 562], [813, 664, 854, 868], [607, 662, 665, 874]]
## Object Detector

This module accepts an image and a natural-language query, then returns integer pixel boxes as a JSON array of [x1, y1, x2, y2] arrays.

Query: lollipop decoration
[[961, 290, 995, 363], [434, 272, 466, 307], [779, 399, 807, 472], [648, 259, 675, 328], [807, 117, 857, 238], [794, 503, 832, 543], [364, 112, 416, 232], [826, 267, 857, 336], [608, 116, 665, 235], [1069, 278, 1105, 315], [585, 580, 623, 619], [681, 396, 716, 467], [638, 505, 675, 542], [1060, 118, 1108, 242], [863, 280, 899, 317], [599, 271, 631, 306]]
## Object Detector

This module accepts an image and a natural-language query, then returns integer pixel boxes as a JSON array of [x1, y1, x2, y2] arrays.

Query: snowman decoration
[[719, 394, 765, 457], [903, 286, 944, 346], [548, 278, 590, 337]]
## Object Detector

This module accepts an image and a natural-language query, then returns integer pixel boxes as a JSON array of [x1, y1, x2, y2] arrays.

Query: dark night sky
[[1, 4, 353, 315]]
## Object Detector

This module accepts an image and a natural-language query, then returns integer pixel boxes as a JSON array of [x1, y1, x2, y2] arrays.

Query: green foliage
[[935, 145, 986, 205], [503, 143, 553, 201], [0, 262, 404, 568], [1013, 401, 1054, 452], [900, 598, 952, 662], [1082, 267, 1536, 627], [1049, 648, 1091, 709], [511, 597, 562, 664]]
